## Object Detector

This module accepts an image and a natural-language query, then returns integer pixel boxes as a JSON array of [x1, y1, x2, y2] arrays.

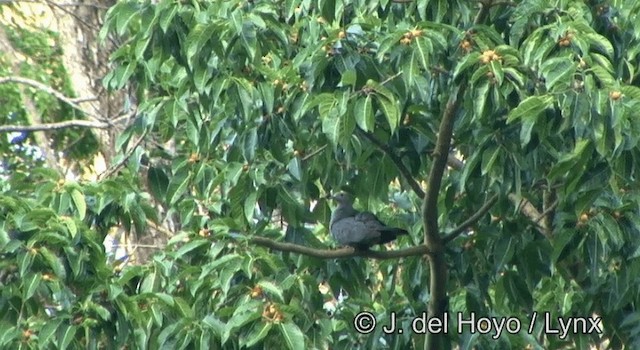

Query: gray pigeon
[[329, 192, 408, 250]]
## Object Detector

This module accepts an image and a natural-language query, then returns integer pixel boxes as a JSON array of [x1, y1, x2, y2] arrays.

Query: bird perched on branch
[[329, 192, 408, 250]]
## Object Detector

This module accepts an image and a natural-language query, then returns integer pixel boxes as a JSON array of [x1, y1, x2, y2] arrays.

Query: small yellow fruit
[[188, 153, 200, 163], [400, 37, 412, 45], [609, 90, 622, 101], [480, 50, 500, 64], [579, 213, 589, 223], [250, 285, 263, 298], [409, 28, 423, 38], [460, 39, 472, 52]]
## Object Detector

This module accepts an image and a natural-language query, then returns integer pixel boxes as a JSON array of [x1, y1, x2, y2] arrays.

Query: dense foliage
[[2, 0, 640, 349]]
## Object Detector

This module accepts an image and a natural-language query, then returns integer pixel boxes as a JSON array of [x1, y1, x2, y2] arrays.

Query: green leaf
[[321, 94, 354, 146], [504, 67, 525, 87], [318, 93, 338, 118], [175, 240, 209, 258], [115, 2, 139, 36], [203, 314, 225, 338], [354, 95, 374, 132], [364, 79, 394, 102], [69, 188, 86, 220], [414, 36, 432, 71], [258, 280, 285, 302], [541, 57, 577, 90], [39, 319, 63, 347], [520, 114, 537, 146], [490, 60, 504, 86], [620, 85, 640, 101], [222, 309, 262, 344], [174, 296, 195, 318], [507, 95, 554, 123], [18, 250, 35, 278], [590, 65, 615, 87], [548, 139, 592, 180], [60, 216, 78, 239], [287, 157, 302, 181], [244, 322, 273, 348], [193, 64, 210, 94], [242, 128, 258, 162], [340, 70, 356, 87], [244, 191, 258, 223], [278, 322, 305, 350], [481, 145, 500, 175], [376, 95, 400, 134], [140, 271, 158, 293], [186, 23, 217, 67], [470, 64, 490, 85], [39, 247, 66, 279], [585, 32, 614, 58], [452, 52, 481, 79], [57, 324, 77, 350], [474, 81, 490, 120], [402, 52, 419, 87], [22, 273, 42, 300], [148, 166, 170, 201], [167, 172, 192, 205]]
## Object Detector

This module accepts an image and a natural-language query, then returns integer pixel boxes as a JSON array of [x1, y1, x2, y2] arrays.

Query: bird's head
[[330, 192, 354, 206]]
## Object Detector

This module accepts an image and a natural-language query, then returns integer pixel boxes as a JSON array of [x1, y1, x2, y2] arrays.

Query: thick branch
[[508, 193, 550, 238], [442, 194, 499, 243], [423, 85, 463, 245], [0, 120, 109, 133], [358, 129, 426, 198], [250, 237, 428, 260], [0, 76, 99, 119]]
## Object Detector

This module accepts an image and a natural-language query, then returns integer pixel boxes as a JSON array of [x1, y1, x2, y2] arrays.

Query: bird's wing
[[331, 216, 379, 246]]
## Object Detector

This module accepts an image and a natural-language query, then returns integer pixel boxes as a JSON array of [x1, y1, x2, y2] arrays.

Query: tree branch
[[358, 129, 426, 198], [423, 4, 493, 348], [423, 85, 463, 245], [0, 120, 109, 133], [99, 129, 148, 179], [250, 236, 428, 260], [442, 194, 499, 244], [0, 76, 99, 119], [507, 193, 548, 237]]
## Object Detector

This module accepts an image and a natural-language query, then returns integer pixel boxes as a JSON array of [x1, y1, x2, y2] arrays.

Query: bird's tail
[[379, 228, 408, 244]]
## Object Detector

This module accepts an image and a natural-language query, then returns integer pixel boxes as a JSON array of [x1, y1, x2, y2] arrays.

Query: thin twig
[[301, 144, 328, 161], [534, 199, 558, 224], [0, 120, 109, 132], [380, 71, 403, 85], [0, 0, 109, 7], [250, 236, 428, 260], [357, 129, 425, 198], [0, 76, 99, 119], [99, 129, 149, 179], [442, 194, 499, 243]]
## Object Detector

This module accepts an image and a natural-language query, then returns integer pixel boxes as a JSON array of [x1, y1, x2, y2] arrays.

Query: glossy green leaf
[[354, 95, 374, 132], [507, 95, 554, 123], [376, 95, 400, 134], [541, 57, 577, 90], [279, 322, 305, 350]]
